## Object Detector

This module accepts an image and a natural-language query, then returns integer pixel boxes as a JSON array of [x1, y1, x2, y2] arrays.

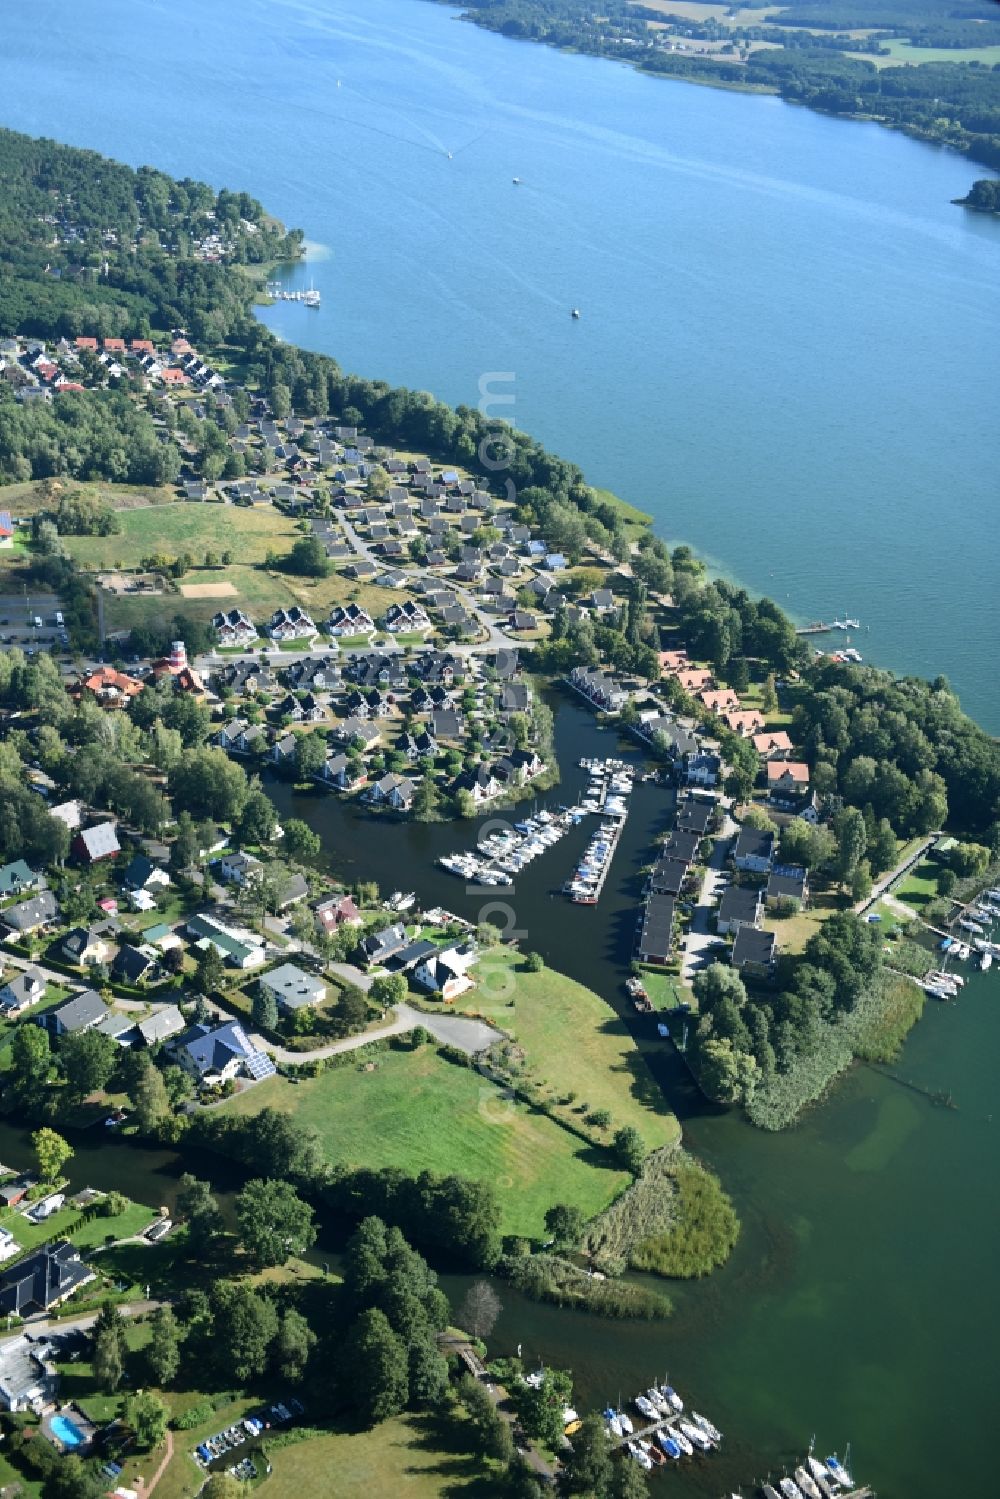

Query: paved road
[[247, 1001, 500, 1065], [855, 833, 939, 915], [680, 814, 736, 984], [6, 1298, 162, 1343], [1, 950, 85, 993]]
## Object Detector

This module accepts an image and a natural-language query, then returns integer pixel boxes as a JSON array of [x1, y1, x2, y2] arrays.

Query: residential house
[[266, 606, 316, 642], [121, 854, 169, 894], [327, 604, 375, 636], [635, 893, 675, 965], [261, 963, 326, 1014], [0, 1242, 95, 1317], [111, 945, 161, 986], [212, 661, 274, 696], [185, 912, 266, 970], [431, 709, 463, 742], [175, 1020, 274, 1085], [211, 608, 258, 648], [0, 967, 46, 1019], [0, 860, 39, 898], [135, 1004, 186, 1047], [453, 764, 500, 804], [318, 753, 361, 790], [499, 683, 529, 715], [72, 822, 120, 865], [412, 943, 478, 1001], [217, 850, 263, 887], [660, 829, 701, 865], [733, 827, 775, 874], [767, 762, 812, 806], [369, 772, 415, 812], [674, 798, 714, 838], [717, 885, 763, 937], [658, 650, 689, 675], [1, 890, 59, 937], [508, 610, 537, 632], [765, 866, 809, 910], [42, 990, 108, 1037], [752, 730, 794, 760], [646, 858, 689, 898], [357, 923, 407, 969], [0, 1332, 60, 1412], [731, 926, 777, 978], [270, 732, 297, 766], [570, 666, 627, 713], [676, 668, 714, 694], [313, 893, 361, 935], [384, 601, 430, 633], [390, 939, 438, 973], [686, 752, 722, 787], [48, 800, 83, 832], [60, 926, 111, 968], [722, 709, 765, 738], [699, 688, 741, 715], [337, 717, 380, 749]]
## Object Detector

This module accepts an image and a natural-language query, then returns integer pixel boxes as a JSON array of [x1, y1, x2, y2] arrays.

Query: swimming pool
[[50, 1413, 86, 1448]]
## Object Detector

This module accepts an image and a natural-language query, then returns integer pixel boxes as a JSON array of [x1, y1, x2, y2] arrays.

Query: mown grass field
[[469, 950, 679, 1151], [221, 1044, 631, 1240], [262, 1410, 506, 1499], [893, 858, 941, 910], [63, 501, 300, 569], [0, 478, 176, 518]]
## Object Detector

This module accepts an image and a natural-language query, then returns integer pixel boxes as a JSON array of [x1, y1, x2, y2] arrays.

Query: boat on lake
[[669, 1426, 693, 1456], [660, 1383, 683, 1412], [628, 1441, 652, 1470], [795, 1466, 822, 1499], [657, 1429, 681, 1459], [825, 1455, 853, 1488], [692, 1410, 722, 1443], [779, 1480, 803, 1499], [680, 1420, 712, 1451]]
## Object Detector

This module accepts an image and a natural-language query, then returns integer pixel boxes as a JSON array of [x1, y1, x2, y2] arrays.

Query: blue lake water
[[1, 0, 998, 725]]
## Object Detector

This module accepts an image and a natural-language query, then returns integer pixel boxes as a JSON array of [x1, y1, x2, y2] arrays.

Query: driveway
[[680, 814, 736, 983], [247, 1001, 500, 1066]]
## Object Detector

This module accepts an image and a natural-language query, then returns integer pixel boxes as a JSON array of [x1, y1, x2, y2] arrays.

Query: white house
[[260, 963, 327, 1014], [217, 850, 263, 887], [267, 606, 316, 643], [412, 943, 477, 1001], [327, 604, 375, 636], [211, 608, 258, 648]]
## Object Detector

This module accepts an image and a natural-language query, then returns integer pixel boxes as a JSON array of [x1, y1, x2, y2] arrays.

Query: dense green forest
[[437, 0, 1000, 173], [0, 129, 303, 341]]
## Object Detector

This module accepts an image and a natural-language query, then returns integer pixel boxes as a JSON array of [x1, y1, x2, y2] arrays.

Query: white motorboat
[[680, 1420, 712, 1452], [669, 1426, 693, 1456], [646, 1387, 670, 1415], [634, 1394, 658, 1420], [779, 1481, 803, 1499], [607, 1415, 622, 1438], [795, 1466, 822, 1499], [617, 1411, 633, 1435], [628, 1441, 652, 1470], [825, 1456, 853, 1488], [661, 1383, 684, 1412], [692, 1410, 722, 1443]]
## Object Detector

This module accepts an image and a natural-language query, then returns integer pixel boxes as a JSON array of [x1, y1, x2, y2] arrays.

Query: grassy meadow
[[221, 1043, 631, 1240], [470, 949, 680, 1151]]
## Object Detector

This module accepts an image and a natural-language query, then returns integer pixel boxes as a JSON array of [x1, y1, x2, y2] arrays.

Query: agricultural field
[[469, 949, 680, 1150], [221, 1043, 631, 1240]]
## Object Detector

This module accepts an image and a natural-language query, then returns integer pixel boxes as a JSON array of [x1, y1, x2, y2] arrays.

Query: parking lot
[[0, 591, 67, 650]]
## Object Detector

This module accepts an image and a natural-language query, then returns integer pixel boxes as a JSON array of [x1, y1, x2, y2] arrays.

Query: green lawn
[[63, 502, 300, 570], [262, 1410, 506, 1499], [221, 1045, 630, 1239], [856, 38, 1000, 66], [0, 1193, 155, 1258], [470, 950, 679, 1151], [892, 858, 941, 910]]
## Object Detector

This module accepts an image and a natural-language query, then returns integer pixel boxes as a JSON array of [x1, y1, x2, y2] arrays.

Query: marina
[[264, 280, 320, 306], [564, 760, 635, 903], [437, 805, 582, 886]]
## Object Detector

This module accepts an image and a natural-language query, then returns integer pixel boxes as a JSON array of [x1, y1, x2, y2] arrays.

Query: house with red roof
[[75, 337, 99, 352], [103, 338, 126, 354], [161, 367, 189, 386]]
